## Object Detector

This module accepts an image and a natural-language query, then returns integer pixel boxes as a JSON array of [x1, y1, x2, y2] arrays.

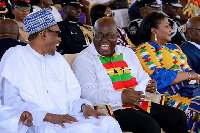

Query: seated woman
[[90, 4, 135, 48], [136, 12, 200, 132]]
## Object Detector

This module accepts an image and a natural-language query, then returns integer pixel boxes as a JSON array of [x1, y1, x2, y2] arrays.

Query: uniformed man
[[127, 0, 160, 46], [57, 0, 93, 54], [128, 0, 186, 46], [162, 0, 187, 45]]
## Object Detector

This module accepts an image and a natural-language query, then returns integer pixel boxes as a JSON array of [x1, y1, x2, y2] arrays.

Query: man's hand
[[44, 113, 78, 128], [146, 79, 157, 93], [20, 111, 33, 127], [82, 104, 106, 119], [122, 89, 145, 106]]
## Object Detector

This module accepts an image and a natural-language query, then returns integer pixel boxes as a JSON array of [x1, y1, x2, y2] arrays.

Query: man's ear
[[186, 28, 192, 38], [40, 30, 47, 40]]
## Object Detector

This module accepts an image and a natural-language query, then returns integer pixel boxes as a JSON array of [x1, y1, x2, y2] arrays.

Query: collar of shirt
[[26, 44, 46, 60], [188, 41, 200, 50]]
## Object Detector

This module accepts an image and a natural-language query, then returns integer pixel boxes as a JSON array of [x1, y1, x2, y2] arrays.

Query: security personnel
[[128, 0, 186, 46], [57, 0, 93, 54], [127, 0, 160, 46]]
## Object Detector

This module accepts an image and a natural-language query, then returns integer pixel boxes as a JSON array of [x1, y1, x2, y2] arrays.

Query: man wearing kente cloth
[[181, 16, 200, 74], [72, 17, 188, 133]]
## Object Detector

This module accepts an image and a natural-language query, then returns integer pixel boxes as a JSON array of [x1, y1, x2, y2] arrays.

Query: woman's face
[[154, 17, 172, 44], [104, 7, 114, 19]]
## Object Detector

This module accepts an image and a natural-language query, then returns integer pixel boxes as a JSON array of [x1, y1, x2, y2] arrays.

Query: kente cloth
[[99, 53, 151, 113], [180, 41, 200, 74], [117, 27, 135, 48], [136, 42, 200, 132]]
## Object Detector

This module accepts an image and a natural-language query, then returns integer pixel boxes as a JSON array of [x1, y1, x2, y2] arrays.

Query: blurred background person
[[0, 0, 8, 21], [57, 0, 93, 54], [127, 0, 160, 46], [32, 0, 63, 22], [0, 19, 26, 59], [180, 16, 200, 74], [11, 0, 31, 43], [136, 12, 200, 132]]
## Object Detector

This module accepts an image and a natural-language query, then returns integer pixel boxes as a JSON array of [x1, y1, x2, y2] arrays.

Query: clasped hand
[[122, 89, 145, 106]]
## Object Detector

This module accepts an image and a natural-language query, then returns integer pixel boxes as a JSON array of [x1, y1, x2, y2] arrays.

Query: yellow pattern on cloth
[[136, 42, 192, 76], [79, 25, 94, 46]]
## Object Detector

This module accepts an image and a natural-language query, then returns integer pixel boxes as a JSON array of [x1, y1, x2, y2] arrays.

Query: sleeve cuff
[[29, 109, 47, 126], [0, 107, 23, 132], [108, 91, 122, 107], [72, 99, 93, 114]]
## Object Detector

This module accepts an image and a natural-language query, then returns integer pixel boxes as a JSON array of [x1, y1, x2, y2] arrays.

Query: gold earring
[[155, 34, 157, 41]]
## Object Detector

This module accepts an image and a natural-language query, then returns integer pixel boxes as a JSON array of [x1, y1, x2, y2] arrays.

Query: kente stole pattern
[[99, 53, 151, 113]]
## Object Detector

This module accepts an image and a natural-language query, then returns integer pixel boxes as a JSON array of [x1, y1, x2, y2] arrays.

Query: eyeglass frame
[[15, 5, 31, 10], [46, 29, 62, 37], [190, 27, 200, 31], [94, 32, 117, 41], [105, 12, 115, 17]]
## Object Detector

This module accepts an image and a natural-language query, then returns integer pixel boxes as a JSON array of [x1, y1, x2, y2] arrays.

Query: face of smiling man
[[93, 17, 118, 57]]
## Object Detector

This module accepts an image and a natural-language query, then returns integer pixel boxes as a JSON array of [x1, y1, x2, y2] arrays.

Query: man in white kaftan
[[0, 9, 122, 133]]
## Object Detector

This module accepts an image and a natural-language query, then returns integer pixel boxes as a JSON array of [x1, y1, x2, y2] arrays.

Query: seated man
[[72, 17, 188, 133], [57, 0, 94, 54], [0, 19, 26, 59], [0, 9, 122, 133], [180, 16, 200, 74]]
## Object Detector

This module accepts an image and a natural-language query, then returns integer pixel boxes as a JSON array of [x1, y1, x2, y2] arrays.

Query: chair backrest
[[63, 54, 78, 67]]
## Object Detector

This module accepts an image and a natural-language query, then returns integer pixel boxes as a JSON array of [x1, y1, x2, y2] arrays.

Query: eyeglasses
[[95, 33, 117, 41], [15, 6, 31, 10], [47, 30, 61, 37], [190, 27, 200, 31], [105, 12, 115, 17]]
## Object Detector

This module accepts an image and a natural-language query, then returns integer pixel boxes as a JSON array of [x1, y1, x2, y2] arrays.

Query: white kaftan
[[0, 45, 122, 133]]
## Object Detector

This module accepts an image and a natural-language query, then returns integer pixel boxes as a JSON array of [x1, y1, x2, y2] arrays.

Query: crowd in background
[[0, 0, 200, 133]]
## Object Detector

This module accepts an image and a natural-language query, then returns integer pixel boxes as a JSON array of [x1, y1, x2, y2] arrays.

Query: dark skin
[[94, 17, 156, 106], [30, 24, 105, 128], [44, 105, 106, 128], [80, 0, 90, 24], [38, 0, 52, 10], [63, 4, 81, 21], [186, 16, 200, 45], [20, 111, 33, 127], [0, 19, 19, 40], [150, 17, 200, 84]]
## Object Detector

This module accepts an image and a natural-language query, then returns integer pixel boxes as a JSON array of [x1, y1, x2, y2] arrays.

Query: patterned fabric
[[23, 8, 57, 36], [136, 42, 200, 132], [99, 53, 151, 113], [79, 25, 94, 46], [117, 27, 135, 48]]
